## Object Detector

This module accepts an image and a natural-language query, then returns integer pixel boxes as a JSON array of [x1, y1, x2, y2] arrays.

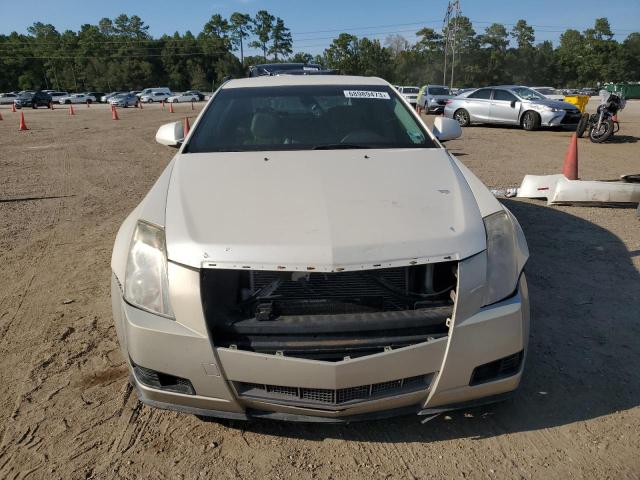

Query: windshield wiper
[[312, 143, 371, 150]]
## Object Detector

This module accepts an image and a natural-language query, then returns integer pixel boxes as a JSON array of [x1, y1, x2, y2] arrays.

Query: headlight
[[124, 220, 174, 318], [483, 211, 520, 306], [533, 104, 559, 112]]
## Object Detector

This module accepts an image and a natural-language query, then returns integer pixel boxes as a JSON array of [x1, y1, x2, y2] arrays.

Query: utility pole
[[442, 0, 461, 89], [442, 2, 452, 86]]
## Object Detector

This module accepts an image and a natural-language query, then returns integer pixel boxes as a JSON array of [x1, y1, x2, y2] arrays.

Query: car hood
[[529, 98, 578, 110], [164, 149, 487, 271]]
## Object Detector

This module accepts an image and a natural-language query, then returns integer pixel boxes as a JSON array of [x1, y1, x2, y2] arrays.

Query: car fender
[[111, 158, 177, 283]]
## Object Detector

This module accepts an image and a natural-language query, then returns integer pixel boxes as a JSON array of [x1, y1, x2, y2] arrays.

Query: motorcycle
[[576, 90, 625, 143]]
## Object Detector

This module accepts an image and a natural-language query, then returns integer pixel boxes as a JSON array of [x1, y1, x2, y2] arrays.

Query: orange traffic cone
[[111, 105, 119, 120], [12, 103, 17, 113], [169, 102, 174, 113], [69, 104, 75, 115], [562, 133, 579, 180], [184, 117, 190, 136], [19, 112, 28, 131]]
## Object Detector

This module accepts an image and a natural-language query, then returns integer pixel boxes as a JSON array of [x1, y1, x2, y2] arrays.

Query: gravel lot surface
[[0, 99, 638, 479]]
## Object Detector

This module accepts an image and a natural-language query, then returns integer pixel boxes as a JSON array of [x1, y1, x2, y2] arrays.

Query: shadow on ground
[[211, 199, 640, 442], [606, 135, 638, 144]]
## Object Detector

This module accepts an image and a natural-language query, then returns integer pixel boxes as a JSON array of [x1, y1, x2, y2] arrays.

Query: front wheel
[[453, 109, 470, 127], [521, 111, 541, 131], [576, 113, 590, 138], [589, 119, 614, 143]]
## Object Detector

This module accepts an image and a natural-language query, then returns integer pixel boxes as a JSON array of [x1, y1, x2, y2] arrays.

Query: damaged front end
[[201, 262, 457, 362]]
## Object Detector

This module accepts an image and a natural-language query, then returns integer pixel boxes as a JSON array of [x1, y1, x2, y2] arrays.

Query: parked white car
[[111, 75, 530, 423], [58, 93, 97, 104], [396, 86, 420, 106], [531, 87, 565, 101], [0, 93, 17, 104], [166, 92, 199, 103], [140, 91, 172, 103]]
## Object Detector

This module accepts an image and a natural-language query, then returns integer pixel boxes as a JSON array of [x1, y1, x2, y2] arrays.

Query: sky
[[1, 0, 638, 56]]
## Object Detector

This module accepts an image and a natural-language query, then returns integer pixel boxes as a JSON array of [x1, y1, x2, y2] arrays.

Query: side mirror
[[155, 121, 184, 147], [510, 100, 517, 108], [432, 117, 462, 141]]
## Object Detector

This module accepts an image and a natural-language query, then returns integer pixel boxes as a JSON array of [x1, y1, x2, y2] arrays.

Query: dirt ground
[[0, 99, 638, 480]]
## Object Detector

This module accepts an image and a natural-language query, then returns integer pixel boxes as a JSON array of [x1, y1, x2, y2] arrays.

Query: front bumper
[[111, 263, 529, 422], [540, 109, 580, 127], [427, 103, 446, 113]]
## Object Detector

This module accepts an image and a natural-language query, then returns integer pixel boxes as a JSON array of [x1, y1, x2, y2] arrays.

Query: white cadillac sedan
[[111, 75, 530, 422]]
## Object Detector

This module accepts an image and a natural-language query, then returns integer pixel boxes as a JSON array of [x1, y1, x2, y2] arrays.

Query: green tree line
[[0, 13, 637, 92], [0, 11, 293, 92], [320, 17, 639, 88]]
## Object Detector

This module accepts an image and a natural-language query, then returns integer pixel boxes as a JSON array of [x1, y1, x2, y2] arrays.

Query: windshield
[[185, 85, 437, 152], [428, 87, 450, 96], [535, 88, 561, 96], [512, 87, 545, 100], [402, 87, 420, 94]]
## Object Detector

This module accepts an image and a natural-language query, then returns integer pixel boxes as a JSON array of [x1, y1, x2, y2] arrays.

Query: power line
[[291, 19, 442, 36], [1, 17, 634, 47]]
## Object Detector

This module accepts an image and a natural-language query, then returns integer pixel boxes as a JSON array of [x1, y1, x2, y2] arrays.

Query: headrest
[[250, 112, 279, 139]]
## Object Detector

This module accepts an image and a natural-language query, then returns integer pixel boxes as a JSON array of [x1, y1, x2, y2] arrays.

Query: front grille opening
[[133, 363, 196, 395], [235, 374, 432, 407], [469, 351, 524, 386], [202, 262, 456, 361]]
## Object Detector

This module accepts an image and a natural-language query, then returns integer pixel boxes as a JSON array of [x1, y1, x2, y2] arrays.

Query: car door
[[489, 89, 521, 124], [463, 88, 493, 121]]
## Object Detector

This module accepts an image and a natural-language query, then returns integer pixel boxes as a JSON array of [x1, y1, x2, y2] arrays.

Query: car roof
[[222, 75, 388, 89]]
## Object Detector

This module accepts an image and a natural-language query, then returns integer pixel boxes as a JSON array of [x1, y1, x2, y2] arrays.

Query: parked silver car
[[109, 93, 139, 108], [445, 86, 582, 131], [0, 92, 17, 104], [418, 85, 452, 113]]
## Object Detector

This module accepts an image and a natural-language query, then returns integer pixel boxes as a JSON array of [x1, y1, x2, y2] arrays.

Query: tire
[[32, 103, 37, 109], [65, 100, 71, 105], [147, 99, 153, 103], [589, 119, 614, 143], [87, 99, 92, 104], [576, 113, 590, 138], [521, 111, 541, 131], [453, 109, 471, 127]]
